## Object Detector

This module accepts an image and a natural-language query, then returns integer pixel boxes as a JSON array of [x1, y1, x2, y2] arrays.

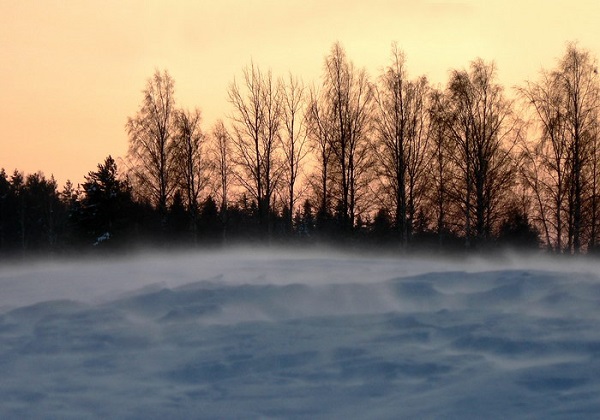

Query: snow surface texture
[[1, 249, 600, 419]]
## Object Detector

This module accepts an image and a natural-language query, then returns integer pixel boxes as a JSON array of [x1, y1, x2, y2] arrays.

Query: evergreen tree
[[80, 156, 133, 247], [166, 190, 189, 242], [198, 195, 221, 243], [497, 206, 540, 249]]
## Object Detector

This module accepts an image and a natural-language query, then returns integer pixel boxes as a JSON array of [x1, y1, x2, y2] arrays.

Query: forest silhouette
[[2, 41, 599, 256]]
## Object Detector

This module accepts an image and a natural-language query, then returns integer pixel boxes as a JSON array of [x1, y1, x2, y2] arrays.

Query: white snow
[[0, 248, 599, 418]]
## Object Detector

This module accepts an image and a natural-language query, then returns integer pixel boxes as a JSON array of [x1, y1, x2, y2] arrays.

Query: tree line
[[2, 41, 599, 256]]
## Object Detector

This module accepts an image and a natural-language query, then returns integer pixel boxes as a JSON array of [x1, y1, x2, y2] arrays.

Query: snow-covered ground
[[1, 248, 599, 418]]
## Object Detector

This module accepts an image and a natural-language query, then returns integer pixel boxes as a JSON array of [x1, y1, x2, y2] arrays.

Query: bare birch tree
[[279, 73, 309, 231], [519, 73, 570, 251], [558, 44, 600, 252], [427, 87, 455, 246], [445, 59, 518, 247], [520, 43, 599, 253], [322, 42, 374, 230], [373, 44, 430, 246], [126, 69, 177, 221], [211, 119, 232, 213], [228, 62, 282, 235], [306, 86, 335, 222], [173, 107, 208, 241]]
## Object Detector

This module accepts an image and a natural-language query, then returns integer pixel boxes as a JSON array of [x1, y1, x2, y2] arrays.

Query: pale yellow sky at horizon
[[1, 0, 599, 187]]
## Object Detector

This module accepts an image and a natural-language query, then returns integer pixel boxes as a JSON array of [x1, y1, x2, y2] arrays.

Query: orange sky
[[1, 0, 599, 187]]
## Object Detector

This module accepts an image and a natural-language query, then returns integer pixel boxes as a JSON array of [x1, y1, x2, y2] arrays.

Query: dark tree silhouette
[[173, 108, 208, 242], [373, 44, 430, 246], [520, 43, 600, 253], [443, 59, 519, 248], [211, 119, 233, 243], [497, 205, 540, 249], [126, 69, 177, 222], [312, 42, 374, 232], [427, 88, 455, 248], [280, 73, 309, 233], [0, 169, 10, 251], [228, 62, 282, 237], [4, 40, 599, 255], [306, 86, 335, 221], [79, 156, 133, 247]]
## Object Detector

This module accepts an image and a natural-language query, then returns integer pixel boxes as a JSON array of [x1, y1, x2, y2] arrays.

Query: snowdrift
[[1, 250, 599, 418]]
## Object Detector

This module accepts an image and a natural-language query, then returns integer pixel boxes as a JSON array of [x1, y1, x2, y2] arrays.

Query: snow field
[[0, 249, 599, 418]]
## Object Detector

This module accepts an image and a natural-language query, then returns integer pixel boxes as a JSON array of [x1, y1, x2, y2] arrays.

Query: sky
[[1, 0, 599, 187]]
